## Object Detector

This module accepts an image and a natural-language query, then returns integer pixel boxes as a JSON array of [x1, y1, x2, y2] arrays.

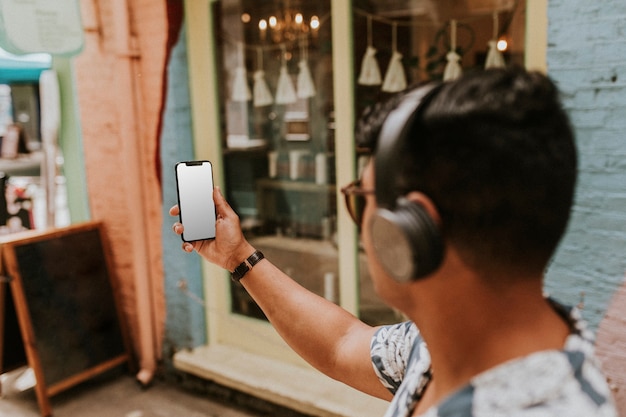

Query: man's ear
[[404, 192, 441, 226]]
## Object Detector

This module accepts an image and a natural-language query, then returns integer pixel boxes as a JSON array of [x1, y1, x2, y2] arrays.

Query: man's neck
[[406, 259, 570, 406]]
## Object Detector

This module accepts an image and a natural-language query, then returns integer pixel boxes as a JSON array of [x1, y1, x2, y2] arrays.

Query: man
[[171, 67, 617, 416]]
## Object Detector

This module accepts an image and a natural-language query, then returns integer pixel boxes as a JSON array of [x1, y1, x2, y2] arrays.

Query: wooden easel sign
[[0, 221, 132, 416]]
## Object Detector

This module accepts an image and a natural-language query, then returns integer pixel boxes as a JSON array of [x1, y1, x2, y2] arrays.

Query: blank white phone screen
[[175, 161, 216, 241]]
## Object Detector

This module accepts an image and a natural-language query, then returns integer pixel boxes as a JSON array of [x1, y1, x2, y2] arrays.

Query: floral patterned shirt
[[370, 300, 617, 417]]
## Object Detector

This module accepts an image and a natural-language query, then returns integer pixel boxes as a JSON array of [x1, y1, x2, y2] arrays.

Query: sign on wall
[[0, 0, 83, 56]]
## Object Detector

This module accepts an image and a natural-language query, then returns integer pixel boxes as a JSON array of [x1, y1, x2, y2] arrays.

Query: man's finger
[[213, 187, 232, 217]]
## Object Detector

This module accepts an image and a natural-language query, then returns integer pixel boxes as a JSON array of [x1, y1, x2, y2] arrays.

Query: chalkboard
[[0, 222, 131, 416]]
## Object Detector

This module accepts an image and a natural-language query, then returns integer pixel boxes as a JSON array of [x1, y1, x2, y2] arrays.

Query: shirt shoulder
[[370, 321, 426, 393]]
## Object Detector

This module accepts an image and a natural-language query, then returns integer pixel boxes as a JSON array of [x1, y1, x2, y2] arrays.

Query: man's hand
[[170, 187, 256, 272]]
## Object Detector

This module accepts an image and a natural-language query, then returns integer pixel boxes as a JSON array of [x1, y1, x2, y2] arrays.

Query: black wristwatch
[[231, 250, 265, 282]]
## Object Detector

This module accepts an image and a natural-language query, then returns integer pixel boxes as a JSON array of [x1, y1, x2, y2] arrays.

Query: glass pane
[[352, 0, 527, 325], [213, 0, 335, 320]]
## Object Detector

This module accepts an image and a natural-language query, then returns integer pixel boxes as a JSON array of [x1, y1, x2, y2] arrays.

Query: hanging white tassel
[[232, 67, 251, 101], [253, 70, 273, 106], [485, 13, 505, 69], [275, 46, 297, 104], [297, 59, 316, 98], [382, 23, 407, 92], [358, 16, 382, 86], [297, 39, 316, 98], [443, 20, 462, 81], [485, 40, 505, 69], [443, 51, 462, 81], [358, 46, 382, 85], [231, 42, 251, 101], [253, 48, 273, 107]]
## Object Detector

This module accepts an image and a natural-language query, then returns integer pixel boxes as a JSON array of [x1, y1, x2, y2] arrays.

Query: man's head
[[357, 67, 577, 278]]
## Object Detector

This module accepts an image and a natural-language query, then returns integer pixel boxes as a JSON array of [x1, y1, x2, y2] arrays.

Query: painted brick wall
[[544, 0, 626, 411], [160, 23, 207, 356], [545, 0, 626, 327], [75, 0, 168, 375]]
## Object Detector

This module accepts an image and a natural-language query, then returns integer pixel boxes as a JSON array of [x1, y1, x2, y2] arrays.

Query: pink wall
[[597, 282, 626, 415], [74, 0, 169, 381]]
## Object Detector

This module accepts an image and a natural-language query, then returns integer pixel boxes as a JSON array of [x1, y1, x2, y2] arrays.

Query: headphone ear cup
[[370, 198, 443, 283]]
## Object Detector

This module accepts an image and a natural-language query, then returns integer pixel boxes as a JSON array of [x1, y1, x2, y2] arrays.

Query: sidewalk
[[0, 367, 263, 417]]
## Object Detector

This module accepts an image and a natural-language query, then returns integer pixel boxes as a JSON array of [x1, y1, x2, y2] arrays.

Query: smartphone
[[175, 160, 217, 242]]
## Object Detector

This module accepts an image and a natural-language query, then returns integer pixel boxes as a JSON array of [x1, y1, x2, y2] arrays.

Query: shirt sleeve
[[370, 321, 421, 394]]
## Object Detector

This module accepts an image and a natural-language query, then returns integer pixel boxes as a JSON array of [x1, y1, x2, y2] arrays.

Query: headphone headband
[[374, 83, 441, 209]]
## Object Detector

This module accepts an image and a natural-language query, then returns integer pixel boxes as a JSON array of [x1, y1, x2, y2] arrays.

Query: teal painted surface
[[0, 48, 51, 83], [160, 24, 206, 355], [55, 57, 90, 224], [545, 0, 626, 329]]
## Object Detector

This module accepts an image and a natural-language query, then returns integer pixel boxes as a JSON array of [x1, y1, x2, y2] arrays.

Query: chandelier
[[241, 9, 320, 43]]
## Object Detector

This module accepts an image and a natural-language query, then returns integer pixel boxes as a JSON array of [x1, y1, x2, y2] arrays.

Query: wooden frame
[[0, 221, 132, 417]]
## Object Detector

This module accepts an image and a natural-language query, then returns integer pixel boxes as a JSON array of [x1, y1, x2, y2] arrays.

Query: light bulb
[[310, 15, 320, 30]]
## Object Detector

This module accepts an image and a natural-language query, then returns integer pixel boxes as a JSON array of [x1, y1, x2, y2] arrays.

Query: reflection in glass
[[213, 0, 336, 320], [352, 0, 527, 325]]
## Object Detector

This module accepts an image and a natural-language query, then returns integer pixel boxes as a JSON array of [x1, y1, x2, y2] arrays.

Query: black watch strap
[[231, 250, 265, 282]]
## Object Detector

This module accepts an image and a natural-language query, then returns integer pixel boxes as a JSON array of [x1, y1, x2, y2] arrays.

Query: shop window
[[213, 0, 337, 319], [352, 0, 526, 117], [212, 0, 529, 326], [352, 0, 527, 325]]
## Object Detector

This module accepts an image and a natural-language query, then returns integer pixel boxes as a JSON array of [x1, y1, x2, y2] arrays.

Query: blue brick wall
[[545, 0, 626, 329], [160, 23, 207, 356]]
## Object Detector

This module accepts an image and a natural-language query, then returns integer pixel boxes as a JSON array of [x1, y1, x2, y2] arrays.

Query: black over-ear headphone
[[371, 83, 445, 283]]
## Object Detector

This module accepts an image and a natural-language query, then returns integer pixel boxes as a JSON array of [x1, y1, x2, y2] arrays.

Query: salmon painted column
[[75, 0, 168, 385]]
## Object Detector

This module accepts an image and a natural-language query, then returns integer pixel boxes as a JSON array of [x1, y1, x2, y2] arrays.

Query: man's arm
[[170, 188, 392, 400]]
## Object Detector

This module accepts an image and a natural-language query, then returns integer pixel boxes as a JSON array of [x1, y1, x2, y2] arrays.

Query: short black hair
[[362, 67, 577, 275]]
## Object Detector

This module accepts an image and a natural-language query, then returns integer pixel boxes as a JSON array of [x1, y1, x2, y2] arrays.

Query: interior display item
[[285, 119, 310, 141], [1, 124, 19, 158], [268, 151, 278, 178], [253, 47, 273, 106], [485, 12, 505, 69], [382, 22, 407, 93], [284, 109, 310, 141], [485, 40, 504, 68], [297, 39, 316, 98], [276, 46, 297, 104], [232, 43, 251, 102], [226, 136, 267, 149], [315, 152, 327, 185], [443, 20, 463, 81], [288, 150, 309, 180], [357, 16, 382, 86]]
